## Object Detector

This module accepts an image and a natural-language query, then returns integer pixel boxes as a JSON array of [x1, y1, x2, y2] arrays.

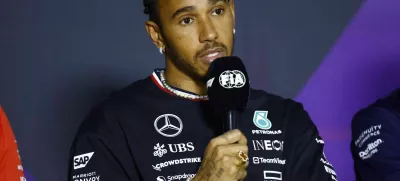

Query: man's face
[[155, 0, 235, 79]]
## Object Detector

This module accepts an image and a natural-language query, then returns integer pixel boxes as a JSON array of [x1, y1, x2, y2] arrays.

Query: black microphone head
[[205, 56, 250, 114]]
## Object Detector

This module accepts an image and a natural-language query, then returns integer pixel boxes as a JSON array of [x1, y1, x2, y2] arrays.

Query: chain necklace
[[159, 70, 208, 100]]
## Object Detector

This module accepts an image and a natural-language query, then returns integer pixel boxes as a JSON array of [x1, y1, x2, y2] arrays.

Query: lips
[[197, 48, 225, 63]]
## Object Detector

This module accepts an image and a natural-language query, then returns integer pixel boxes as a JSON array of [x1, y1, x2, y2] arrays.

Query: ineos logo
[[219, 70, 246, 89], [252, 140, 284, 151], [154, 114, 183, 137]]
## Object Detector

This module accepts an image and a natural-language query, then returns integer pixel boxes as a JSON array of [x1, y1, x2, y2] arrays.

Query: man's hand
[[192, 129, 249, 181]]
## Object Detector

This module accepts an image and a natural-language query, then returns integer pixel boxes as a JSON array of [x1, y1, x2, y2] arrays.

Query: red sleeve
[[0, 106, 25, 181]]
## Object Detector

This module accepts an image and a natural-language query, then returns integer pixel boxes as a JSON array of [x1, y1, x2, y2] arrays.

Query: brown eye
[[212, 8, 224, 15], [180, 17, 194, 25]]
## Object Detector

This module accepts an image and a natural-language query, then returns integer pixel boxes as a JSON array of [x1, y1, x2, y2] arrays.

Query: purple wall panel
[[295, 0, 400, 180]]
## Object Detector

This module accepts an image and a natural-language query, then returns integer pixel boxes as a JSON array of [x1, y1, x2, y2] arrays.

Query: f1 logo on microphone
[[219, 70, 246, 89]]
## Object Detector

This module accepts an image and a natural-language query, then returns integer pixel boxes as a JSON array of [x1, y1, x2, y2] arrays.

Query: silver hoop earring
[[233, 28, 236, 34], [159, 47, 164, 54]]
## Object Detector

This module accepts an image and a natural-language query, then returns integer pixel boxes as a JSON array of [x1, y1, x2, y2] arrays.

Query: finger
[[236, 169, 247, 180], [221, 129, 247, 145], [208, 129, 246, 149], [214, 144, 248, 159], [225, 129, 247, 145], [230, 155, 249, 168]]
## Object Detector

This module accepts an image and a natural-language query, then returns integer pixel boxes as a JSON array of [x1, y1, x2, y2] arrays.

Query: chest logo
[[154, 114, 183, 137], [253, 111, 272, 130]]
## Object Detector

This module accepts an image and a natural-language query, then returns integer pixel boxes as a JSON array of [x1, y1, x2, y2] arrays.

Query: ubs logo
[[252, 140, 284, 151], [219, 70, 246, 89], [154, 142, 195, 157], [154, 114, 183, 137]]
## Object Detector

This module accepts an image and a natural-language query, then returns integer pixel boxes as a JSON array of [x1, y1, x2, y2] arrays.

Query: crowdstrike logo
[[219, 70, 246, 89], [73, 152, 94, 170], [152, 157, 201, 171]]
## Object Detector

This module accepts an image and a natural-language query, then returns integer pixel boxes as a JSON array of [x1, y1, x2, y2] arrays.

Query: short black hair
[[143, 0, 159, 23]]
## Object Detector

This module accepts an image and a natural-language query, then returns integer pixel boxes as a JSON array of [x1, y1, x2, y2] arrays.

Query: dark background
[[0, 0, 361, 180]]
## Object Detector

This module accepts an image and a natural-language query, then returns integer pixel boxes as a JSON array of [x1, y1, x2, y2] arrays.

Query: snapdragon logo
[[157, 173, 196, 181]]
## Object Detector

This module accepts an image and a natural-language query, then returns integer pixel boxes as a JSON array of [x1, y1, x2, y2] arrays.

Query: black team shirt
[[68, 69, 337, 181]]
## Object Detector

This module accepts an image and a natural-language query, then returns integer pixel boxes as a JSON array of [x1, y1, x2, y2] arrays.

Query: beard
[[162, 30, 235, 81]]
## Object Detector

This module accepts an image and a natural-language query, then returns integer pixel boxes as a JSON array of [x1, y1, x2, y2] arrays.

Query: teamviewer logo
[[73, 152, 94, 170]]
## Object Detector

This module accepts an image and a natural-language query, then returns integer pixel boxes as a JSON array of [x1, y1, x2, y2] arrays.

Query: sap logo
[[219, 70, 246, 89], [252, 140, 284, 151], [73, 152, 94, 170]]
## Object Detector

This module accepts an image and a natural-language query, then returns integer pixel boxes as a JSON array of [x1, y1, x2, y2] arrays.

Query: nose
[[199, 18, 218, 43]]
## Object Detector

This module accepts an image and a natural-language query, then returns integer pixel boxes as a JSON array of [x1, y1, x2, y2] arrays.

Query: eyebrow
[[171, 0, 228, 19]]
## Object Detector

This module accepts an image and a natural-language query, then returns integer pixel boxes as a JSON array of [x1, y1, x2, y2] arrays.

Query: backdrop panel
[[296, 0, 400, 180]]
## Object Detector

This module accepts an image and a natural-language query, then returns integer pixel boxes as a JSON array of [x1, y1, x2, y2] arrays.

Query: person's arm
[[0, 106, 25, 181], [351, 106, 400, 181], [284, 103, 337, 181], [68, 106, 141, 181]]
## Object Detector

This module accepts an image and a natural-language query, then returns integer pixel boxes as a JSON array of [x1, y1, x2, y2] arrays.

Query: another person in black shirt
[[68, 0, 337, 180], [351, 89, 400, 181]]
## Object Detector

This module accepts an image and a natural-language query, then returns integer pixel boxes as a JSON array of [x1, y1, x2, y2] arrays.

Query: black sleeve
[[284, 102, 337, 181], [351, 107, 400, 181], [68, 106, 141, 181]]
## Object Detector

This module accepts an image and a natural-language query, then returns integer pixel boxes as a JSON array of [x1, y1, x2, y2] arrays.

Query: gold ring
[[237, 151, 249, 165]]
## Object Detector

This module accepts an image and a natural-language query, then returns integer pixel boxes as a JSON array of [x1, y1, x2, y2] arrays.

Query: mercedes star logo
[[154, 114, 183, 137]]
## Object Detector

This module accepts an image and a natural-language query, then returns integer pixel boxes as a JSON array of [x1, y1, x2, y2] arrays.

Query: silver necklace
[[159, 70, 208, 100]]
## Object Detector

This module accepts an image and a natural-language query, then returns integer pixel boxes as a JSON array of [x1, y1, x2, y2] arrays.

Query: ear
[[229, 0, 235, 26], [145, 21, 165, 50]]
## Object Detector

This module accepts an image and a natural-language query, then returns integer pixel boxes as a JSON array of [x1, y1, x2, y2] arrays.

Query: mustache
[[195, 42, 228, 58]]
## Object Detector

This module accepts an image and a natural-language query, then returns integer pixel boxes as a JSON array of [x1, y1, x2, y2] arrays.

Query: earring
[[159, 47, 164, 54], [233, 28, 236, 34]]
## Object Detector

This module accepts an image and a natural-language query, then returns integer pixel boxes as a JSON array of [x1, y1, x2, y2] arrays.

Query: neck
[[164, 61, 207, 96]]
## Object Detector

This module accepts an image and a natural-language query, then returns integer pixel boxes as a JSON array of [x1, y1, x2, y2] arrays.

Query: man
[[68, 0, 336, 180], [351, 89, 400, 181], [0, 106, 25, 181]]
